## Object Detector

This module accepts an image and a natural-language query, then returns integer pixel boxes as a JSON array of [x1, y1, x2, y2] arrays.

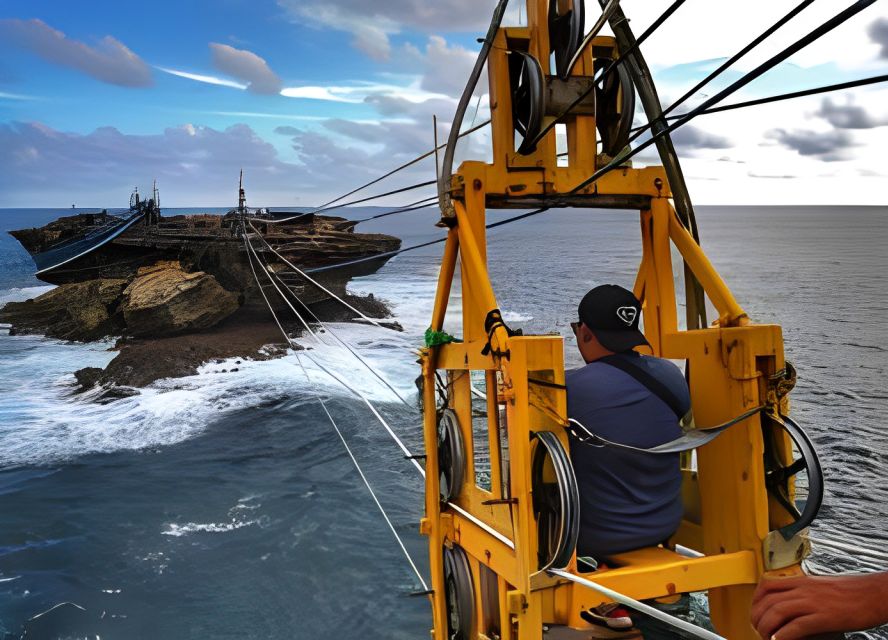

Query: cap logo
[[616, 306, 637, 326]]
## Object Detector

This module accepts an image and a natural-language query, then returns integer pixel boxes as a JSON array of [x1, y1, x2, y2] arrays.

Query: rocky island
[[2, 195, 402, 398]]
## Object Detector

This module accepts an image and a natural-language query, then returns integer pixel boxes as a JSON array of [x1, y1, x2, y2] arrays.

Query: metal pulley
[[531, 431, 580, 570], [438, 408, 466, 503], [549, 0, 585, 80], [443, 544, 475, 640], [594, 56, 636, 157], [762, 411, 824, 540], [509, 51, 546, 155]]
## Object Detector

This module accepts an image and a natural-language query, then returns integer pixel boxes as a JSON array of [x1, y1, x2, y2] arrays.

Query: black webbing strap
[[480, 308, 522, 360], [598, 353, 688, 423]]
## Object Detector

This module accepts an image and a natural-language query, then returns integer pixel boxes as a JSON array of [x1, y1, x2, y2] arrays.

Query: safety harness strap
[[480, 308, 522, 359], [598, 352, 693, 428]]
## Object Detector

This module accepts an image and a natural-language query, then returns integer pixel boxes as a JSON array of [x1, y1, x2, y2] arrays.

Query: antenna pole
[[238, 169, 247, 217]]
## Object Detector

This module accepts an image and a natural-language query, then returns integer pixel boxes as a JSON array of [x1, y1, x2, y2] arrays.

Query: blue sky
[[1, 0, 887, 207]]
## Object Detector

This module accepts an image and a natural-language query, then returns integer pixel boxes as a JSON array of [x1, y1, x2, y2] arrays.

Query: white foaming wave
[[0, 332, 425, 467], [161, 519, 261, 537], [0, 342, 322, 467], [0, 267, 448, 467], [501, 311, 533, 323], [0, 285, 55, 306], [346, 265, 462, 338], [162, 496, 267, 536]]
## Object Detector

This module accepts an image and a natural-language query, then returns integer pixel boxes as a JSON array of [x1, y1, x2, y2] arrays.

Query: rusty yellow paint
[[419, 2, 806, 638]]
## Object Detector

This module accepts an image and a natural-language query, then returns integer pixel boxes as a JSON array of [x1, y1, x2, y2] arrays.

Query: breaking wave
[[0, 270, 438, 469]]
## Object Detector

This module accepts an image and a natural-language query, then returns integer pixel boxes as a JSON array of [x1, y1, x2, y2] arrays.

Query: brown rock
[[0, 279, 127, 341], [121, 264, 240, 337]]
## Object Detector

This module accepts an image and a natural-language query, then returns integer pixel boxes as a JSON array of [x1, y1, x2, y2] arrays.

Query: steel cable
[[252, 181, 437, 225], [439, 0, 511, 217], [244, 228, 413, 407], [255, 120, 491, 226], [624, 0, 819, 149], [528, 0, 689, 148], [570, 0, 879, 195], [240, 224, 429, 590], [634, 73, 888, 128], [241, 225, 518, 551]]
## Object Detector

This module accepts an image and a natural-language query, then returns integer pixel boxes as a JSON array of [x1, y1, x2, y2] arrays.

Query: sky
[[1, 0, 887, 207]]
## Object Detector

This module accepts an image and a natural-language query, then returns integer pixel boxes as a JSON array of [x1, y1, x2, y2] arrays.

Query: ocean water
[[0, 205, 886, 639]]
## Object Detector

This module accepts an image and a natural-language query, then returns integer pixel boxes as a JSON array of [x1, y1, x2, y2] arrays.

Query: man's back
[[566, 353, 689, 557]]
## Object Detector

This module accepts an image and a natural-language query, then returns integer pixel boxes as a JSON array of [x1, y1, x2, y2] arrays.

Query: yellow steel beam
[[558, 547, 758, 608]]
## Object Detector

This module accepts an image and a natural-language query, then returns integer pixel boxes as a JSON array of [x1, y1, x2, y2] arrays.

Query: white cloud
[[206, 111, 328, 121], [279, 80, 449, 104], [0, 121, 299, 207], [0, 18, 152, 87], [279, 85, 364, 103], [351, 24, 392, 61], [156, 66, 248, 89], [276, 0, 491, 59], [871, 17, 888, 59], [209, 43, 282, 94], [421, 36, 481, 98], [618, 1, 888, 71], [0, 91, 37, 101]]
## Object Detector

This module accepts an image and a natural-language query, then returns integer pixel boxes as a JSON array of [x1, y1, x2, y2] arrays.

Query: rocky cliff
[[1, 259, 394, 396]]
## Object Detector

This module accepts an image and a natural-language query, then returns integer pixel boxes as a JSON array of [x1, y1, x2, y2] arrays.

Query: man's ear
[[580, 325, 593, 343]]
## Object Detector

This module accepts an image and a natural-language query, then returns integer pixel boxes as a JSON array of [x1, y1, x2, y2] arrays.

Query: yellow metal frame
[[419, 2, 806, 638]]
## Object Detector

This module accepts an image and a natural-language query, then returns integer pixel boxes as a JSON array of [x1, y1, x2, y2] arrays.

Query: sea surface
[[0, 205, 886, 639]]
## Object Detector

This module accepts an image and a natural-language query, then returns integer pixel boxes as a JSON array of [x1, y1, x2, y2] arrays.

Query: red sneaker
[[581, 603, 634, 631]]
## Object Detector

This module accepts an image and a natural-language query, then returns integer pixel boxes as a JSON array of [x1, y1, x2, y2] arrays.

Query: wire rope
[[550, 570, 727, 640], [570, 0, 879, 195], [316, 119, 490, 212], [439, 0, 511, 217], [245, 228, 413, 407], [647, 0, 818, 128], [561, 0, 622, 78], [528, 0, 689, 148], [247, 221, 394, 330], [351, 197, 440, 224], [636, 73, 888, 127], [239, 223, 429, 590], [252, 181, 437, 225]]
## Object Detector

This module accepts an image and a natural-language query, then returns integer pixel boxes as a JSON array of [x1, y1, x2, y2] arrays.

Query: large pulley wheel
[[509, 51, 546, 155], [531, 431, 580, 570], [549, 0, 585, 80], [594, 57, 636, 157], [438, 409, 466, 503], [443, 545, 474, 640], [763, 411, 824, 540]]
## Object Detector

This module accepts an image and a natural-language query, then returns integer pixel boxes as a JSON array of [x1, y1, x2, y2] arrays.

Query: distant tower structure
[[148, 179, 162, 225], [237, 169, 247, 217]]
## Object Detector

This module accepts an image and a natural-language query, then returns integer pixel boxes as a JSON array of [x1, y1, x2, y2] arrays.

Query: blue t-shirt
[[566, 354, 689, 557]]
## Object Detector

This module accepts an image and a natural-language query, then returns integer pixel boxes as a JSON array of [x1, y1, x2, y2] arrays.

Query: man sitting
[[566, 285, 690, 630]]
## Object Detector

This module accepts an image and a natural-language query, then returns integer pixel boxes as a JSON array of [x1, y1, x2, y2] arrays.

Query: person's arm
[[751, 572, 888, 639]]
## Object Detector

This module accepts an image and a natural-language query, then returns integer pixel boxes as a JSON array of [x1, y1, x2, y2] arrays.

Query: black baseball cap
[[577, 284, 650, 353]]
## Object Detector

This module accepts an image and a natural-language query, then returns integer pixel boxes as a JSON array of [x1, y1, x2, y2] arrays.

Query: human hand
[[751, 572, 888, 640]]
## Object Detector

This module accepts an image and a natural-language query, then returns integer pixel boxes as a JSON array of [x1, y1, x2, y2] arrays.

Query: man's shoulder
[[568, 354, 683, 380], [567, 354, 689, 403], [566, 361, 620, 385], [635, 354, 685, 380]]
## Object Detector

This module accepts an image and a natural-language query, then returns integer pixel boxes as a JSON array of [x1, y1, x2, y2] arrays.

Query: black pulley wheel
[[443, 545, 474, 640], [509, 51, 546, 155], [531, 431, 580, 570], [763, 412, 824, 540], [594, 57, 636, 157], [438, 409, 466, 503], [549, 0, 585, 79]]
